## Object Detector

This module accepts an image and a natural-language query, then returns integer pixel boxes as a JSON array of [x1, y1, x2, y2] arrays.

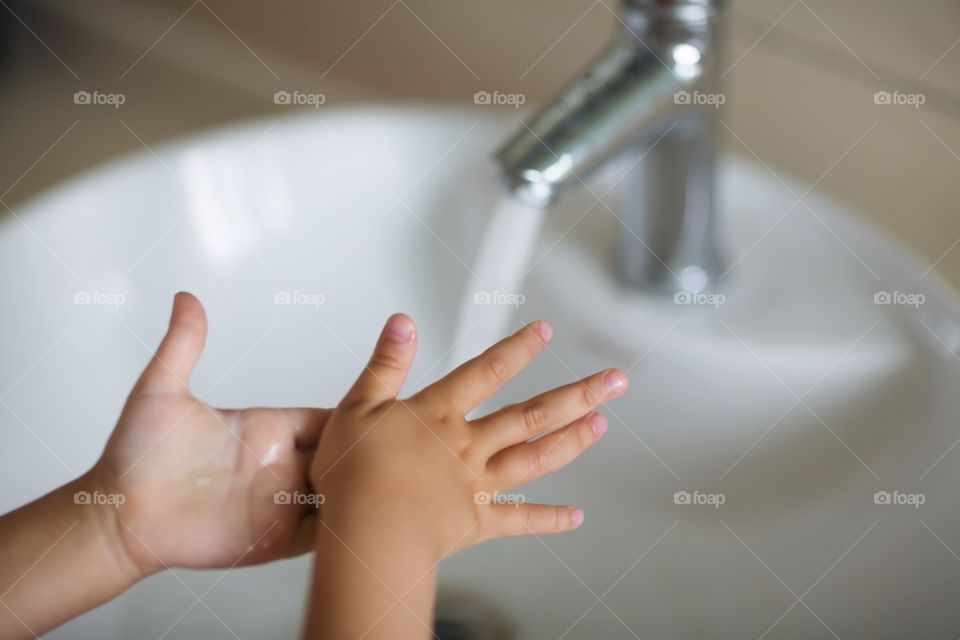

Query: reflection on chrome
[[496, 0, 726, 294]]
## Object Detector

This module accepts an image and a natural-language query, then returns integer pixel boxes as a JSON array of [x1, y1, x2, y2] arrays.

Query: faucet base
[[618, 117, 723, 294]]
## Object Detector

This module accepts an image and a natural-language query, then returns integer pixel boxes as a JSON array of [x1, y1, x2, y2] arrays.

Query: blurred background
[[1, 0, 959, 282]]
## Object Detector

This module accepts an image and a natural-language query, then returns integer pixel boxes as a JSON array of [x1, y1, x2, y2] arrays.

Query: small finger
[[486, 503, 584, 539], [487, 413, 607, 488], [341, 314, 417, 409], [419, 321, 551, 413], [478, 369, 626, 452]]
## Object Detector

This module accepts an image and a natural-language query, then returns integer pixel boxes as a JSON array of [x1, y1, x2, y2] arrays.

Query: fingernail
[[535, 321, 553, 343], [570, 508, 584, 528], [590, 413, 608, 437], [385, 315, 415, 342], [604, 370, 628, 395]]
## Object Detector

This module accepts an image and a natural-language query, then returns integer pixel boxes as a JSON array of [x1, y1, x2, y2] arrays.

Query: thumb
[[133, 292, 207, 395], [341, 314, 417, 409]]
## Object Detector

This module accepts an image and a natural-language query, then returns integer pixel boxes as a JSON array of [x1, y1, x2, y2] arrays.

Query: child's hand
[[311, 314, 626, 560], [90, 292, 330, 577], [304, 315, 626, 638]]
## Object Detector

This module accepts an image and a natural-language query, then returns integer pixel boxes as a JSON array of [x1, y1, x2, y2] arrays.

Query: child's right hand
[[310, 314, 627, 561]]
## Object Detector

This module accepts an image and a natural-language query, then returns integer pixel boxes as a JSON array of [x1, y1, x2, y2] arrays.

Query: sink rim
[[7, 101, 959, 325]]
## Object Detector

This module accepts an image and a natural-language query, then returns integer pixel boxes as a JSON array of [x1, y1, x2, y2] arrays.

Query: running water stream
[[450, 196, 547, 368]]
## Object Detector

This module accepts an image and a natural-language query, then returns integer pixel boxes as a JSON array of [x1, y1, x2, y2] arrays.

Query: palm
[[101, 395, 328, 573], [91, 293, 329, 575]]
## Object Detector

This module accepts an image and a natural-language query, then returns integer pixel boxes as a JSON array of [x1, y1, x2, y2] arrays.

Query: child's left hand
[[88, 292, 330, 578]]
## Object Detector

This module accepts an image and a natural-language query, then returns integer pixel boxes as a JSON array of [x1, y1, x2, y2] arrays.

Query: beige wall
[[2, 0, 959, 283]]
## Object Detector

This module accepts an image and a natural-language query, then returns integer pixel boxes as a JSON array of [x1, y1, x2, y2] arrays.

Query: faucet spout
[[495, 0, 725, 293]]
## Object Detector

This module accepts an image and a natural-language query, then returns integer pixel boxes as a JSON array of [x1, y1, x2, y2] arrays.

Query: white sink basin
[[2, 106, 960, 639]]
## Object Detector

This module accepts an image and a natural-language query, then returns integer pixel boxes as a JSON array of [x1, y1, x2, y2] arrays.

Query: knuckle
[[522, 327, 542, 355], [552, 508, 563, 531], [521, 402, 548, 436], [529, 445, 551, 475], [525, 506, 559, 532], [483, 354, 511, 386], [448, 427, 474, 461], [368, 349, 405, 373], [522, 506, 538, 531], [576, 421, 595, 450], [580, 381, 602, 407]]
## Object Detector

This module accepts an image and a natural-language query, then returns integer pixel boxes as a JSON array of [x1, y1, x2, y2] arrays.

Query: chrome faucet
[[495, 0, 726, 294]]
